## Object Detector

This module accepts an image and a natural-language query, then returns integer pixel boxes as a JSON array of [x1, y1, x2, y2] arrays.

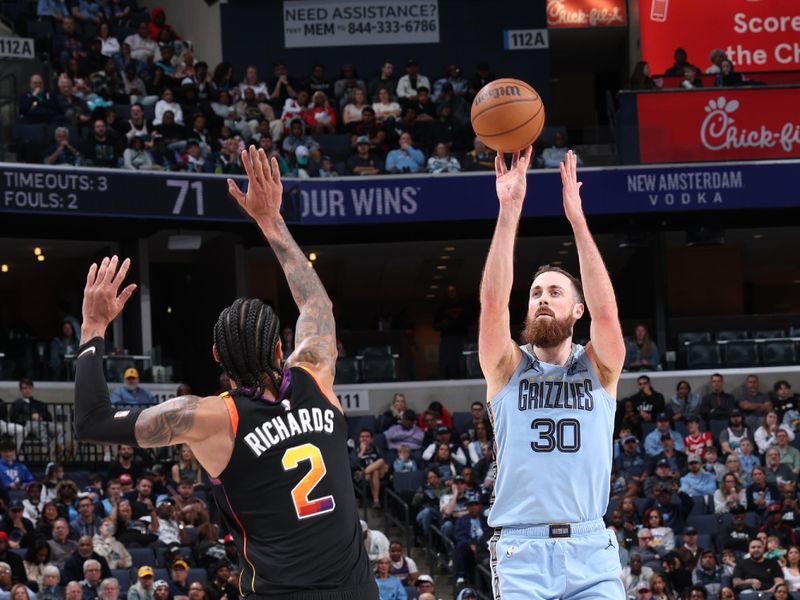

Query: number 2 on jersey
[[281, 443, 336, 520]]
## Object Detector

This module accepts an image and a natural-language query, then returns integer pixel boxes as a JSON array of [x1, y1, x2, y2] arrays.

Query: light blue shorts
[[488, 519, 625, 600]]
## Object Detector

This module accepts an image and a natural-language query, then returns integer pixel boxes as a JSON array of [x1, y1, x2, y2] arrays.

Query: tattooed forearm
[[135, 395, 199, 447]]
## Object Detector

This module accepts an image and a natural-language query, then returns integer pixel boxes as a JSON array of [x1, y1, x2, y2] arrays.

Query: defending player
[[73, 146, 378, 600], [479, 149, 626, 599]]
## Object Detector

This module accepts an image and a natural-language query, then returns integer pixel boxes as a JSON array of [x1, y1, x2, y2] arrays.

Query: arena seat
[[358, 345, 397, 382], [709, 419, 728, 441], [687, 514, 722, 536], [392, 470, 425, 494], [685, 342, 722, 369], [187, 568, 208, 585], [153, 568, 169, 582], [689, 495, 711, 516], [452, 411, 471, 434], [112, 568, 131, 592], [114, 104, 132, 121], [318, 134, 352, 161], [754, 329, 785, 339], [723, 341, 759, 368], [128, 547, 156, 569], [12, 123, 47, 142], [404, 586, 419, 600], [155, 546, 192, 567], [762, 340, 796, 366], [677, 331, 712, 346], [715, 330, 749, 341], [334, 357, 359, 384], [346, 415, 377, 439]]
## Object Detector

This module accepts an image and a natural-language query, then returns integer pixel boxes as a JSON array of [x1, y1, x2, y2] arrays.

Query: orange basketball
[[470, 78, 545, 153]]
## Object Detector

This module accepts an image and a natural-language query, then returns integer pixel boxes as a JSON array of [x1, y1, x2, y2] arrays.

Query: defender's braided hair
[[213, 298, 282, 397]]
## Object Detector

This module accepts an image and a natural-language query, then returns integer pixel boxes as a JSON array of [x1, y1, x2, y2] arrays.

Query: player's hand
[[228, 146, 283, 230], [494, 147, 533, 211], [560, 149, 585, 225], [81, 256, 137, 340]]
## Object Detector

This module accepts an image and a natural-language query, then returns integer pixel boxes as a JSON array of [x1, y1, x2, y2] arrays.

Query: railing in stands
[[383, 487, 413, 552]]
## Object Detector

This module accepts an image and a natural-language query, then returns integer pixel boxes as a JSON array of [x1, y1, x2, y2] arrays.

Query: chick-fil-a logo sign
[[700, 96, 800, 153], [546, 0, 627, 28], [636, 87, 800, 163]]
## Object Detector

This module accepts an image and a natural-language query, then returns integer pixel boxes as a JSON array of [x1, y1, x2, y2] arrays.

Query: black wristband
[[74, 337, 141, 446]]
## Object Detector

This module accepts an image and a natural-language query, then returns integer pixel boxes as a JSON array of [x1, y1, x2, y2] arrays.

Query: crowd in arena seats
[[12, 2, 577, 175], [630, 47, 759, 91]]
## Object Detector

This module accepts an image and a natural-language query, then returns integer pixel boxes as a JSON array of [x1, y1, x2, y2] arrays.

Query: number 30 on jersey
[[282, 443, 336, 519]]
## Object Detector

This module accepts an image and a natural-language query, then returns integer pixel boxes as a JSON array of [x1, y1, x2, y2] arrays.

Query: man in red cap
[[0, 531, 26, 582], [222, 534, 239, 570]]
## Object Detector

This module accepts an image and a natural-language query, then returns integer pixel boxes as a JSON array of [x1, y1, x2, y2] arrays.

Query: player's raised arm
[[479, 147, 533, 399], [228, 147, 336, 390], [561, 150, 625, 391]]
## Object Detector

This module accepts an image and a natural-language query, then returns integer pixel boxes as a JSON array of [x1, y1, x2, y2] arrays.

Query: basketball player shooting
[[73, 146, 378, 600], [479, 149, 626, 599]]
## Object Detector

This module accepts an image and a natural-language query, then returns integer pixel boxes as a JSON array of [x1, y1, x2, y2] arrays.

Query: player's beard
[[521, 310, 574, 348]]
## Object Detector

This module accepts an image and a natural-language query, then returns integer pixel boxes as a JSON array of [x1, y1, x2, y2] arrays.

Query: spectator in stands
[[677, 526, 702, 573], [367, 61, 396, 103], [236, 65, 268, 101], [282, 118, 320, 160], [623, 553, 654, 597], [684, 416, 713, 459], [615, 434, 647, 496], [171, 478, 208, 526], [148, 7, 179, 42], [426, 142, 460, 174], [41, 463, 63, 505], [96, 23, 119, 59], [171, 445, 201, 486], [98, 578, 119, 600], [48, 519, 77, 568], [22, 482, 43, 524], [415, 576, 436, 599], [110, 369, 154, 405], [701, 374, 737, 422], [71, 494, 102, 538], [737, 374, 772, 430], [413, 469, 448, 537], [349, 107, 387, 152], [625, 377, 665, 430], [642, 507, 675, 551], [388, 541, 417, 586], [373, 555, 405, 600], [342, 88, 369, 131], [409, 87, 436, 122], [665, 48, 698, 77], [0, 549, 24, 588], [623, 324, 659, 371], [114, 499, 155, 548], [719, 411, 749, 457], [151, 580, 170, 600], [378, 394, 407, 433], [38, 0, 70, 22], [302, 63, 331, 100], [267, 62, 300, 111], [19, 74, 61, 124], [121, 105, 151, 143], [781, 546, 800, 591], [761, 503, 795, 547], [386, 410, 423, 451], [715, 473, 746, 514], [351, 429, 388, 509], [79, 558, 104, 600], [463, 137, 495, 171], [423, 428, 467, 469], [719, 505, 753, 555], [733, 537, 784, 594], [151, 497, 185, 546], [305, 91, 337, 136], [372, 88, 401, 125], [435, 83, 469, 126], [0, 441, 33, 491], [467, 61, 495, 101], [54, 480, 79, 522], [705, 49, 728, 74], [432, 64, 468, 101], [122, 66, 152, 107], [127, 476, 156, 519], [774, 381, 798, 423], [724, 452, 747, 486], [437, 475, 469, 540], [107, 446, 142, 483], [333, 64, 366, 109], [92, 518, 131, 570], [80, 120, 119, 168], [38, 564, 62, 600], [124, 22, 160, 64], [644, 458, 675, 499], [693, 549, 723, 598], [453, 498, 489, 588], [431, 104, 468, 152], [1, 500, 33, 550], [717, 60, 744, 87], [210, 90, 250, 140], [747, 466, 780, 515], [167, 560, 189, 600], [62, 535, 111, 584], [645, 413, 686, 456], [680, 454, 717, 496], [755, 412, 794, 455], [385, 132, 424, 173], [13, 377, 60, 453], [153, 88, 183, 126], [63, 581, 83, 600], [670, 381, 702, 424], [122, 136, 154, 170], [462, 402, 489, 442], [128, 566, 154, 600], [53, 18, 85, 70], [317, 155, 337, 177], [396, 60, 430, 105], [56, 78, 91, 128], [630, 61, 659, 90], [763, 448, 794, 487], [681, 67, 704, 89]]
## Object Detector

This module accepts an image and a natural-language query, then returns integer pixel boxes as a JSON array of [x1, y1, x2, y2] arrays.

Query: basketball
[[470, 78, 545, 153]]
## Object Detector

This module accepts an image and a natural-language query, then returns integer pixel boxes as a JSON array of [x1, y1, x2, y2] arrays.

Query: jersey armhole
[[294, 365, 344, 415], [221, 392, 239, 436]]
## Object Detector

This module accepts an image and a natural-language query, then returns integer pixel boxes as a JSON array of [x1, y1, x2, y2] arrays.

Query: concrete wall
[[139, 0, 223, 67]]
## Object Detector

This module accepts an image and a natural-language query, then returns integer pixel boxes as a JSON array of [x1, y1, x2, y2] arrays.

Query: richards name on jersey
[[517, 377, 595, 412], [243, 407, 336, 457]]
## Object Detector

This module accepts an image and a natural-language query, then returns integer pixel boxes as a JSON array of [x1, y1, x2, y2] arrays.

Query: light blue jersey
[[488, 344, 616, 528]]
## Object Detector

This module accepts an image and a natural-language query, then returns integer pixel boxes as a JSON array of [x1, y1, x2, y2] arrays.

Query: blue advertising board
[[1, 160, 799, 226]]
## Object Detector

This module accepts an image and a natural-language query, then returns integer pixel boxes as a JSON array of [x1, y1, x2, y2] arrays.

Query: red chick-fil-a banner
[[637, 87, 800, 163], [546, 0, 626, 28], [639, 0, 800, 73]]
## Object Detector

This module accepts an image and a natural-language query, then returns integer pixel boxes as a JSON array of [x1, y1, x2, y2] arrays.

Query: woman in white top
[[714, 473, 747, 514], [342, 88, 368, 129], [783, 546, 800, 591], [372, 87, 401, 123], [467, 422, 492, 465], [98, 23, 120, 57], [153, 88, 183, 125], [643, 507, 675, 552], [238, 65, 270, 100], [754, 410, 795, 454]]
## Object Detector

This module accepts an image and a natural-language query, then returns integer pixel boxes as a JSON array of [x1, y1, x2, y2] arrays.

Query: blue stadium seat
[[709, 419, 728, 442], [187, 569, 207, 585], [346, 415, 376, 439], [685, 342, 722, 369], [143, 104, 156, 121], [153, 568, 168, 582], [721, 512, 759, 529], [687, 514, 722, 536], [12, 123, 47, 142], [404, 586, 419, 600], [8, 490, 26, 504], [689, 496, 710, 516], [452, 412, 471, 434], [634, 497, 649, 515], [392, 471, 425, 494], [675, 421, 688, 437], [114, 104, 132, 121], [675, 533, 711, 550], [334, 357, 359, 384], [155, 546, 192, 567], [318, 134, 352, 160], [724, 341, 759, 368], [128, 548, 156, 569], [111, 569, 131, 593], [373, 433, 388, 455], [641, 422, 656, 439], [762, 340, 796, 366]]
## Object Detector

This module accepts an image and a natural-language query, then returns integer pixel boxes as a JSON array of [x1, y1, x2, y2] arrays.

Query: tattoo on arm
[[135, 395, 199, 447], [266, 220, 336, 368]]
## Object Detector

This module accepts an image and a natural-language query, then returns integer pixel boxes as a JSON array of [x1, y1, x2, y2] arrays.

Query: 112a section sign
[[546, 0, 626, 28], [637, 87, 800, 163], [640, 0, 800, 73]]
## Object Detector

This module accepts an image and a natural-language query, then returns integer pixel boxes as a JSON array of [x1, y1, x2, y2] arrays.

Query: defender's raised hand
[[227, 145, 284, 227], [495, 146, 533, 211], [560, 149, 585, 224], [82, 256, 137, 339]]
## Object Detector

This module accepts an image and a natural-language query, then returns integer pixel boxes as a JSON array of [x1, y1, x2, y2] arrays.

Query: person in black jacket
[[0, 531, 27, 583], [453, 499, 491, 587], [61, 536, 111, 584], [19, 74, 61, 124]]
